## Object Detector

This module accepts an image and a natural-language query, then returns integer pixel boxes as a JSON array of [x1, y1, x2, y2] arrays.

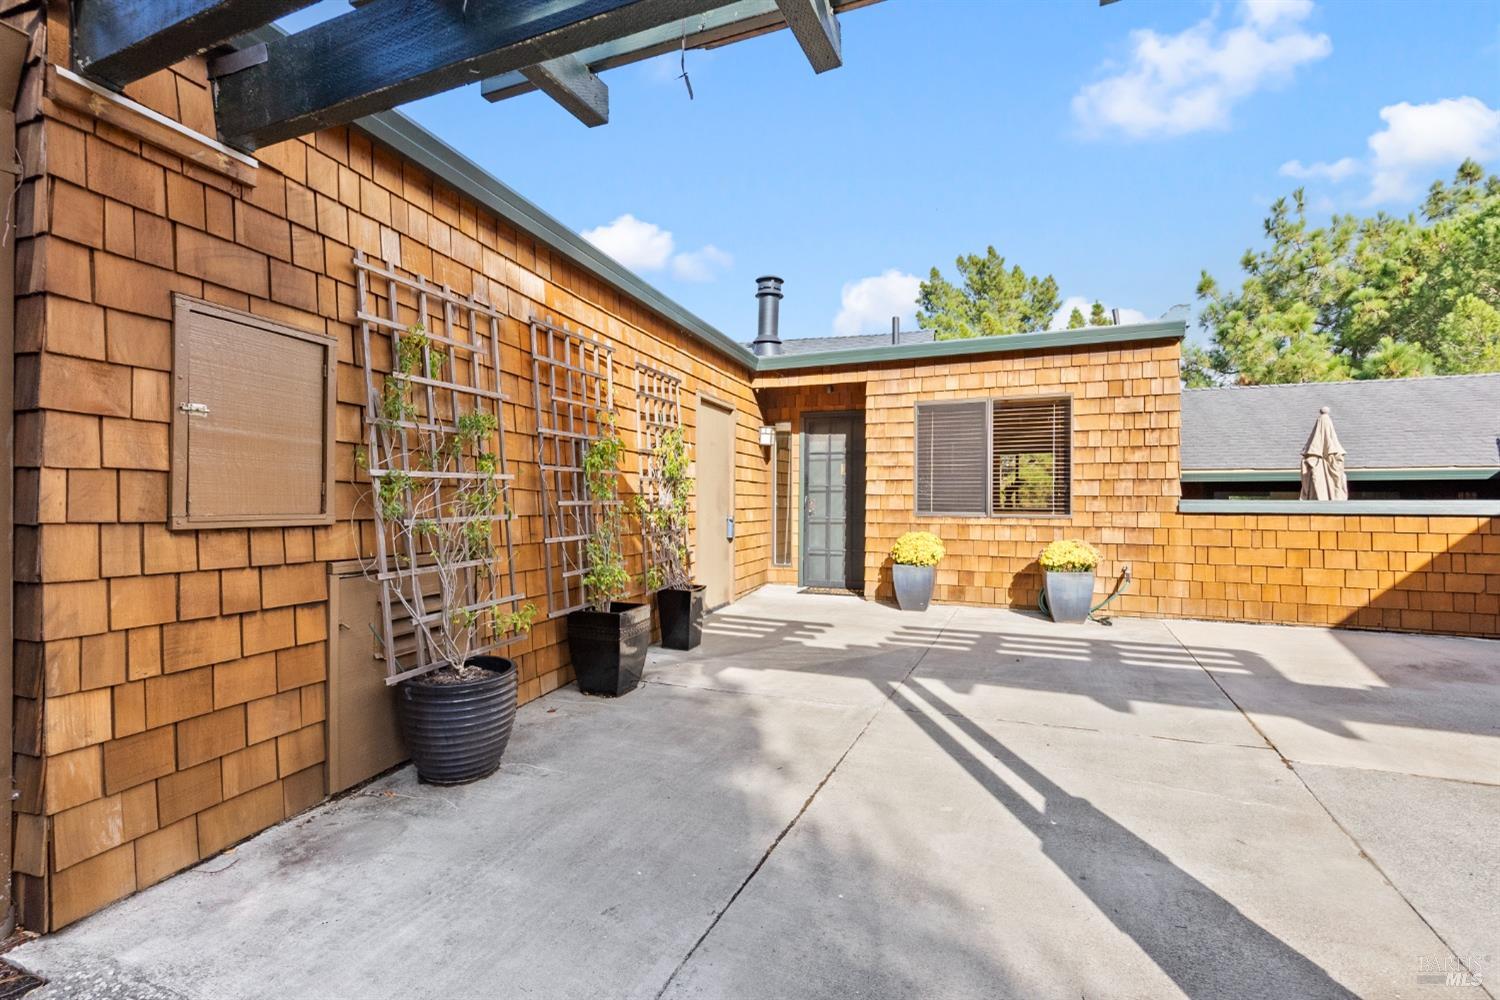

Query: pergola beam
[[521, 55, 609, 127], [774, 0, 840, 73], [482, 0, 878, 105], [71, 0, 315, 91], [215, 0, 727, 150]]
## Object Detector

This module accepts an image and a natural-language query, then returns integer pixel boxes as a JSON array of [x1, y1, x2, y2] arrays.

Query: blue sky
[[283, 1, 1499, 344]]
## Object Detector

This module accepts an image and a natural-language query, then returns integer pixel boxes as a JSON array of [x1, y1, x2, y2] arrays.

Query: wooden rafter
[[774, 0, 840, 73], [215, 0, 727, 150], [481, 0, 880, 106], [71, 0, 315, 91], [521, 55, 609, 128]]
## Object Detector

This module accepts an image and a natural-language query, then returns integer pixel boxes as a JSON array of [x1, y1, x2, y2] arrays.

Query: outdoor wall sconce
[[758, 425, 776, 447]]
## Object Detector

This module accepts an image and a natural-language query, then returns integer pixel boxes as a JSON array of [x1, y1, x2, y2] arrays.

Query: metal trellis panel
[[633, 361, 684, 580], [355, 251, 525, 684], [530, 318, 616, 618]]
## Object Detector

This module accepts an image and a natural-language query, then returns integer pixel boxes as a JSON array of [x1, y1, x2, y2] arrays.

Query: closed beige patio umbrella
[[1300, 406, 1348, 501]]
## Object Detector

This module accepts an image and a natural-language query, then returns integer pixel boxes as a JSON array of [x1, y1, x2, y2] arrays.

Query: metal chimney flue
[[752, 276, 784, 357]]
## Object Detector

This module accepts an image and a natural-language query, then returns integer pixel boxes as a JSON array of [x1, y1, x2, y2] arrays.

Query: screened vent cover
[[915, 401, 988, 515], [171, 295, 336, 530], [993, 397, 1071, 515]]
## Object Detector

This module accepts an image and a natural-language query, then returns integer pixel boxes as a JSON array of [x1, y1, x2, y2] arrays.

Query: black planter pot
[[657, 584, 706, 650], [396, 655, 517, 786], [567, 602, 651, 696]]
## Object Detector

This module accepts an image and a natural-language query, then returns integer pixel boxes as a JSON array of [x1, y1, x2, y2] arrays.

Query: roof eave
[[753, 320, 1187, 372]]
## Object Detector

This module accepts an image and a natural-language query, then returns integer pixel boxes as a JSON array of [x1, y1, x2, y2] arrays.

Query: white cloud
[[670, 244, 733, 282], [581, 214, 732, 282], [1366, 97, 1500, 202], [1072, 0, 1330, 139], [1279, 156, 1359, 182], [833, 270, 921, 337], [1241, 0, 1314, 30], [581, 214, 674, 271], [1053, 296, 1149, 330]]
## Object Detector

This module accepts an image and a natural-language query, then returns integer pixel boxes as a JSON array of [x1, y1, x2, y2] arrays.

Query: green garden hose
[[1038, 565, 1133, 624]]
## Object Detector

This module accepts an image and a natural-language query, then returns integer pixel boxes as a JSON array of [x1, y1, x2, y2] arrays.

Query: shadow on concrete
[[893, 680, 1358, 999]]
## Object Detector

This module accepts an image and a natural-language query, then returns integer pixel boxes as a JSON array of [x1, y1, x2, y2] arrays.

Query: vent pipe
[[1110, 308, 1121, 325], [891, 316, 900, 344], [752, 276, 784, 357]]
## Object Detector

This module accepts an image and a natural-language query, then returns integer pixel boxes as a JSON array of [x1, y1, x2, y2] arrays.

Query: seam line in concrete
[[641, 677, 891, 710], [652, 606, 961, 999], [1163, 622, 1495, 999]]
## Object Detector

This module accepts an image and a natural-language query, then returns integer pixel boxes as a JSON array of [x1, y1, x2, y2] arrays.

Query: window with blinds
[[913, 396, 1072, 517], [992, 397, 1071, 515], [914, 401, 989, 515]]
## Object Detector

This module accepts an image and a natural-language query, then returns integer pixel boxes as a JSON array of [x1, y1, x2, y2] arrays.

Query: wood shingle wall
[[11, 3, 769, 930], [759, 343, 1500, 637]]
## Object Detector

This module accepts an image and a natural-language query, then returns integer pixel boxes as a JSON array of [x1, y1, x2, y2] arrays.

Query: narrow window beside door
[[913, 396, 1072, 517], [772, 429, 792, 566]]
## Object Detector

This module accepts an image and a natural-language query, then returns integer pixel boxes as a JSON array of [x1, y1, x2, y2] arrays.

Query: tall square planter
[[567, 602, 652, 696]]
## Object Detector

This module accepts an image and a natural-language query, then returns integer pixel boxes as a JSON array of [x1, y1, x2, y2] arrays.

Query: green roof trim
[[1183, 467, 1500, 483], [753, 320, 1186, 372], [1180, 499, 1500, 516]]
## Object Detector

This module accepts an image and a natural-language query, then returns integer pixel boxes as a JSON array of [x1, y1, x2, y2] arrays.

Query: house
[[2, 0, 1496, 937], [1181, 375, 1500, 501]]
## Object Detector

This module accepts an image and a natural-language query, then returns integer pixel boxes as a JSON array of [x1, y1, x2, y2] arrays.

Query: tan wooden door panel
[[695, 399, 735, 609]]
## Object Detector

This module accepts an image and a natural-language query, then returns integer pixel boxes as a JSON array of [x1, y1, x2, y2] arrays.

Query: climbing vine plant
[[355, 253, 532, 683], [637, 427, 693, 591], [582, 412, 630, 612], [632, 361, 689, 592]]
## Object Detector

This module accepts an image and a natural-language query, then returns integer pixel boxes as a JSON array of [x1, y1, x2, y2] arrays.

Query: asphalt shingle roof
[[1181, 373, 1500, 471], [755, 330, 937, 356]]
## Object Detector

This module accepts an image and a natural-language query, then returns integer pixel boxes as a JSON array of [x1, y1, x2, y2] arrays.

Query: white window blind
[[992, 397, 1071, 515], [914, 401, 989, 515], [914, 396, 1073, 517]]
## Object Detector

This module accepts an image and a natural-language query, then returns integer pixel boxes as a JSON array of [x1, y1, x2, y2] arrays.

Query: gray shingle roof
[[754, 330, 937, 356], [1182, 373, 1500, 471]]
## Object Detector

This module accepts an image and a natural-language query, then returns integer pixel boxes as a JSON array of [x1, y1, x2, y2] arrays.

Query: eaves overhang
[[751, 320, 1187, 373]]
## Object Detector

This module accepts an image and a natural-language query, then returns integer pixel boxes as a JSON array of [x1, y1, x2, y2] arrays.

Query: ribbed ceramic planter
[[1044, 571, 1095, 623], [396, 655, 517, 786], [657, 585, 705, 650], [892, 563, 935, 611], [567, 602, 652, 696]]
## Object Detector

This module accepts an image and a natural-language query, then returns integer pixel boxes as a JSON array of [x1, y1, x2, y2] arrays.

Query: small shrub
[[890, 531, 945, 567], [1039, 539, 1100, 573]]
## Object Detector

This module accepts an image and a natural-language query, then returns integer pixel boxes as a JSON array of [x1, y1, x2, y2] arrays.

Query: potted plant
[[1039, 539, 1101, 623], [638, 427, 704, 649], [567, 413, 652, 695], [364, 324, 536, 785], [890, 531, 945, 611]]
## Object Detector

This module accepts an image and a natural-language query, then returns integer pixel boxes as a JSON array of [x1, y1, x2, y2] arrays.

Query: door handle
[[805, 496, 815, 515]]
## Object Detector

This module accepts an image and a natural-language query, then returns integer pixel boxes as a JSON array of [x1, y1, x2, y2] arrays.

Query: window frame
[[170, 294, 338, 531], [912, 393, 1074, 520]]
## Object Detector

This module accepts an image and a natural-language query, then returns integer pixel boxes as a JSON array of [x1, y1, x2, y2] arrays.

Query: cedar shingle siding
[[8, 0, 1497, 936], [10, 3, 767, 930]]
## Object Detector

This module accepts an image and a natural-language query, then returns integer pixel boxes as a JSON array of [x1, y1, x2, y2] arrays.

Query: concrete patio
[[10, 586, 1498, 999]]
